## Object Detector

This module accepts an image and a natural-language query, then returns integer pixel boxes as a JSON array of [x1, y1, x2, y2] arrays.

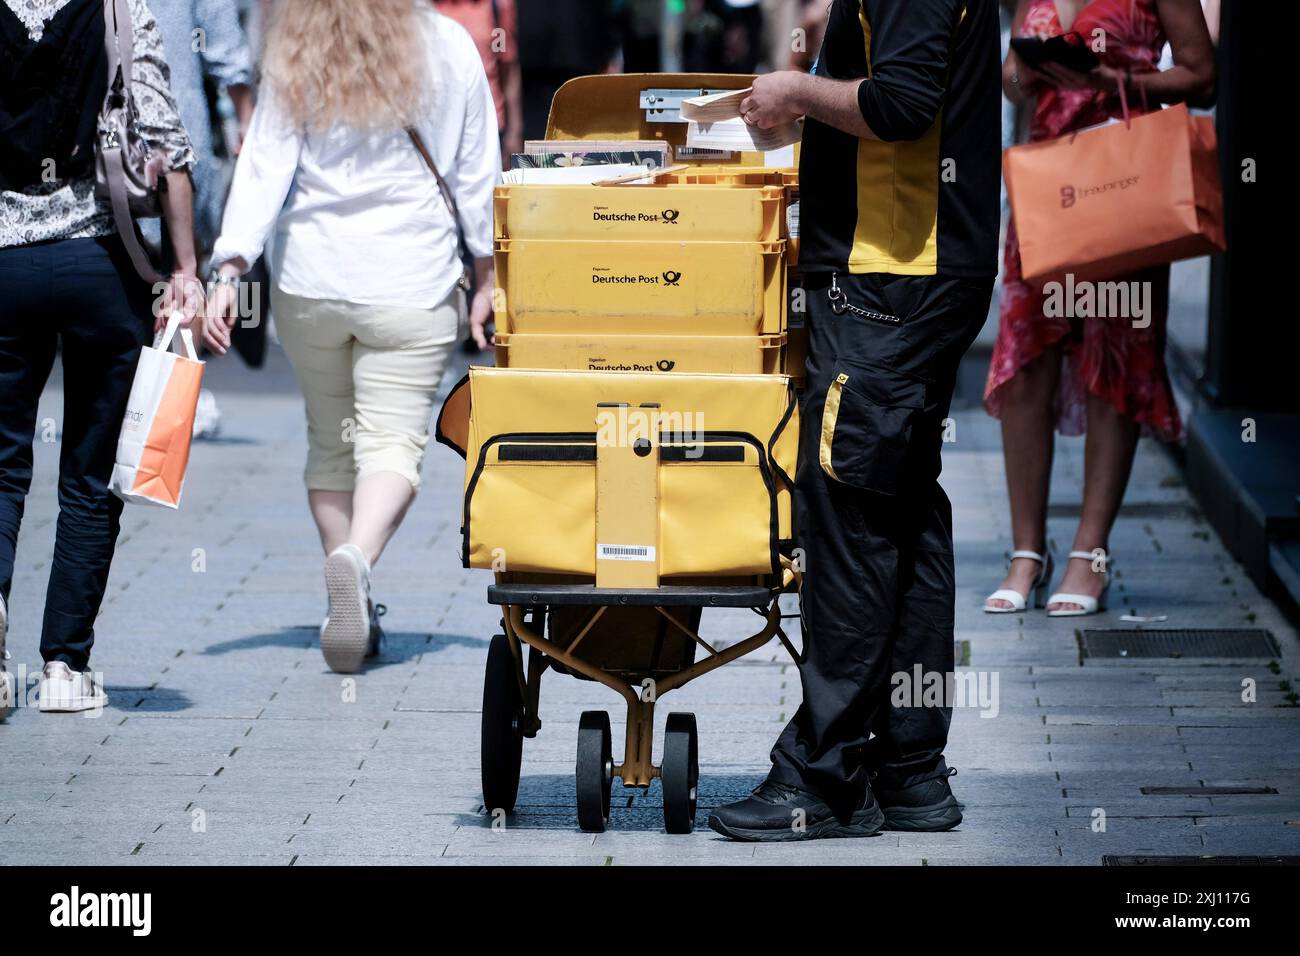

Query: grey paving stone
[[2, 350, 1297, 865]]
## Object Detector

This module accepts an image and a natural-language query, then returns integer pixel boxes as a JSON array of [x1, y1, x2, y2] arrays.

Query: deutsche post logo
[[662, 271, 682, 286], [657, 359, 676, 371], [661, 209, 680, 224]]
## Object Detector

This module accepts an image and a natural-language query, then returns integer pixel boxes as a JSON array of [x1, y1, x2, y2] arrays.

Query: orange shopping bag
[[1004, 100, 1225, 286], [110, 311, 204, 508]]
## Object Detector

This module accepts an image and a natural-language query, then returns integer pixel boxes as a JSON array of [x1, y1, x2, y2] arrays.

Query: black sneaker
[[707, 780, 884, 842], [366, 602, 387, 658], [872, 763, 963, 831]]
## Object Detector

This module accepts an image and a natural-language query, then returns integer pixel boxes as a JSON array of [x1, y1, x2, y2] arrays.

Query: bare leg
[[308, 489, 352, 555], [1048, 391, 1139, 612], [986, 345, 1061, 609], [347, 471, 415, 568]]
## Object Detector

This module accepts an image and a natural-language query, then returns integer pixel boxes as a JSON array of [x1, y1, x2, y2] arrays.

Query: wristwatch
[[207, 270, 239, 291]]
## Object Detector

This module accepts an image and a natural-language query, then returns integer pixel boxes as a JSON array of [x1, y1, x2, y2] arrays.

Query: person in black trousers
[[0, 0, 199, 718], [709, 0, 1002, 841]]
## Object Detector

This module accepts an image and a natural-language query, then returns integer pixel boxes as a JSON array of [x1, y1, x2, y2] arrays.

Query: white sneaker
[[1, 595, 14, 722], [321, 544, 371, 674], [192, 388, 222, 440], [38, 661, 108, 714]]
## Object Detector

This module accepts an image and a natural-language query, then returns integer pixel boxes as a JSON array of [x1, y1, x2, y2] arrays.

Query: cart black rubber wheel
[[481, 634, 524, 816], [661, 712, 699, 834], [575, 710, 613, 832]]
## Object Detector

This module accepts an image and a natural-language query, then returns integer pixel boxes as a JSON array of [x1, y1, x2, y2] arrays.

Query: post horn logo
[[662, 271, 682, 286], [661, 209, 680, 223], [656, 359, 676, 371]]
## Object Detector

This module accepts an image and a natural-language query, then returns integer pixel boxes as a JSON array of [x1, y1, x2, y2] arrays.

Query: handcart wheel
[[575, 710, 613, 832], [481, 633, 524, 815], [661, 712, 699, 834]]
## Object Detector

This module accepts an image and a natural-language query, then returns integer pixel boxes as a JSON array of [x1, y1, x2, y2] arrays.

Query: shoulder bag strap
[[109, 0, 134, 92], [407, 126, 472, 290], [102, 0, 163, 283]]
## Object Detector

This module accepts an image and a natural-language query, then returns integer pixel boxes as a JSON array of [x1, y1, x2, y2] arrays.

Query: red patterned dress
[[984, 0, 1183, 441]]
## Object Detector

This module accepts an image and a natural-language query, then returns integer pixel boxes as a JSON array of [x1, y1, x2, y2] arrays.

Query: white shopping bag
[[109, 312, 204, 508]]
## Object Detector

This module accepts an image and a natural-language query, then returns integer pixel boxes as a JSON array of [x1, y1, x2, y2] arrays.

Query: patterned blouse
[[0, 0, 195, 248]]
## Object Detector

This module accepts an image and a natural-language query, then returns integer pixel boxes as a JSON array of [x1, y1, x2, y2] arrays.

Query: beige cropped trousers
[[272, 286, 461, 493]]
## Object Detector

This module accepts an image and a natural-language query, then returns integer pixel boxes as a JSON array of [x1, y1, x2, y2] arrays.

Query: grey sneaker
[[1, 595, 14, 721], [38, 661, 108, 714], [321, 544, 371, 674]]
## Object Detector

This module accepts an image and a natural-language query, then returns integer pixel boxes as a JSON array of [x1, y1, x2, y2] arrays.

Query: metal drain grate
[[1104, 855, 1300, 866], [1078, 628, 1280, 660], [1141, 786, 1278, 796]]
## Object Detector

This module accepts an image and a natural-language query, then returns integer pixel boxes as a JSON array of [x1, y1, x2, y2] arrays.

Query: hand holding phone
[[1010, 33, 1100, 74]]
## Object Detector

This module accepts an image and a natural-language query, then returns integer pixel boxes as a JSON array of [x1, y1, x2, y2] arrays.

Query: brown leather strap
[[104, 144, 163, 283], [407, 127, 472, 291]]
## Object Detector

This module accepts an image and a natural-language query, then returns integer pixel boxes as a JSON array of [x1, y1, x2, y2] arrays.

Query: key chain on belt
[[828, 274, 901, 323]]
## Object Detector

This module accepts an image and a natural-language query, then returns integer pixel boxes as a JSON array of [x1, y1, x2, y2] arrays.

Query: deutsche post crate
[[495, 238, 786, 336], [494, 332, 786, 375], [494, 184, 784, 243]]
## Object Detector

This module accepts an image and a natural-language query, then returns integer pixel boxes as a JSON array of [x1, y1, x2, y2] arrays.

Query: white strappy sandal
[[1046, 550, 1111, 617], [984, 550, 1054, 613]]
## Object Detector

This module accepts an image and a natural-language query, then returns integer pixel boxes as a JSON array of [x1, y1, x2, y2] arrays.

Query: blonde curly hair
[[261, 0, 430, 132]]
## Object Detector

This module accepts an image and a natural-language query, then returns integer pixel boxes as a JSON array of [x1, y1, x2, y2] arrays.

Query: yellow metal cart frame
[[454, 74, 803, 834], [485, 576, 799, 833]]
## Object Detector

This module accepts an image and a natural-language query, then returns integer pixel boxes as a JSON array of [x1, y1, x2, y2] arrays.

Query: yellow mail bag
[[460, 367, 799, 579]]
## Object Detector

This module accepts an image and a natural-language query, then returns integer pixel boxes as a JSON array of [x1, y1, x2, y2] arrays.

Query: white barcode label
[[676, 147, 732, 160], [597, 543, 656, 562]]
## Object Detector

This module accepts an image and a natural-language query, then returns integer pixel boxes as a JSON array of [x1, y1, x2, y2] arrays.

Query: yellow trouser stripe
[[819, 373, 849, 480]]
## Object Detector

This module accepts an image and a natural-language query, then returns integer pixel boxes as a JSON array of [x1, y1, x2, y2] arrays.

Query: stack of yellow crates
[[457, 75, 802, 587], [494, 175, 793, 376]]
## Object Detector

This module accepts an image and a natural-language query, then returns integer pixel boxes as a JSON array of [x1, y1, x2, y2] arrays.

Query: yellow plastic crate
[[659, 167, 797, 188], [495, 238, 786, 336], [494, 184, 784, 243], [495, 331, 786, 375]]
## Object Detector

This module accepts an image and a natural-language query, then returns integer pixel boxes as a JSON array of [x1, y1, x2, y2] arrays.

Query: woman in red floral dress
[[984, 0, 1215, 615]]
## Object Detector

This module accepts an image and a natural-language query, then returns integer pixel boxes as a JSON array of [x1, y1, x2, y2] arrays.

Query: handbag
[[95, 0, 167, 282], [1003, 84, 1225, 286]]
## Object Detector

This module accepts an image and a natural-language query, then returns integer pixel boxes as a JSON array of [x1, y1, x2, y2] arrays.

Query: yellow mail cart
[[438, 74, 804, 833]]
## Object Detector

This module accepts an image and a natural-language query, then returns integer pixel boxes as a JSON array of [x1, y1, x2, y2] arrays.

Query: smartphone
[[1010, 33, 1100, 74]]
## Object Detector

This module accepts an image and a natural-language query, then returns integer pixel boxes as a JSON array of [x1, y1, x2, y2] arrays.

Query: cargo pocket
[[818, 364, 926, 496]]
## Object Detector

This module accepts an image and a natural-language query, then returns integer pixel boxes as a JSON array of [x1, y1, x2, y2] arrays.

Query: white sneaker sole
[[322, 550, 369, 674], [38, 681, 108, 713], [1, 670, 15, 722], [1, 600, 12, 721]]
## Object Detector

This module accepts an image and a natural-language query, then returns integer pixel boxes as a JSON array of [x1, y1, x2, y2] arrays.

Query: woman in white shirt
[[204, 0, 499, 674]]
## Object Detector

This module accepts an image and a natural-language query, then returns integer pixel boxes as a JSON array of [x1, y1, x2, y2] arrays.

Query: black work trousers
[[769, 270, 994, 806]]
